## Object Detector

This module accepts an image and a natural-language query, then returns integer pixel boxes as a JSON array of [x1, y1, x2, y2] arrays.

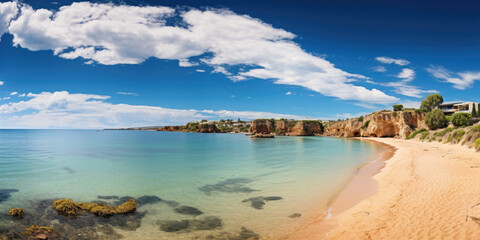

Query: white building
[[438, 102, 480, 115]]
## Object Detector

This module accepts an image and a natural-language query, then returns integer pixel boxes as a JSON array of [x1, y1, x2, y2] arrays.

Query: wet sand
[[286, 137, 480, 240]]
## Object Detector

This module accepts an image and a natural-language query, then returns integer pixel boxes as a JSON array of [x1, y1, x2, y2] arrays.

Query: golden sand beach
[[288, 137, 480, 240]]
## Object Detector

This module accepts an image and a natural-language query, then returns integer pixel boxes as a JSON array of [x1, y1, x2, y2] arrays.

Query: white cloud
[[178, 59, 199, 67], [116, 92, 138, 96], [10, 91, 17, 95], [384, 81, 437, 98], [396, 68, 415, 81], [2, 2, 398, 104], [285, 91, 292, 95], [382, 68, 436, 98], [0, 91, 307, 128], [400, 100, 421, 109], [372, 65, 387, 72], [0, 1, 17, 41], [196, 69, 205, 72], [375, 56, 410, 66], [426, 65, 480, 90], [18, 93, 25, 97], [0, 96, 10, 100], [0, 81, 4, 85]]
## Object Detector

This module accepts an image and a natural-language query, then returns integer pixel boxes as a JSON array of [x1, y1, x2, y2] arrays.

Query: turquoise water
[[0, 130, 388, 239]]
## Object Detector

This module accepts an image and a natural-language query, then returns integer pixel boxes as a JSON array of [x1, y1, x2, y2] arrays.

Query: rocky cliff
[[323, 111, 427, 138], [249, 119, 323, 136]]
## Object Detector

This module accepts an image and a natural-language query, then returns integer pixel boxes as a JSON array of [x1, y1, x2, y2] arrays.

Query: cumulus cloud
[[10, 91, 17, 95], [0, 1, 17, 40], [285, 91, 292, 95], [0, 81, 4, 85], [1, 2, 398, 104], [0, 91, 307, 128], [426, 65, 480, 90], [375, 56, 410, 66]]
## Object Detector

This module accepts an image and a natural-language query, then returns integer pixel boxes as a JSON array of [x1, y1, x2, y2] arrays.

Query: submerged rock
[[174, 206, 204, 216], [288, 213, 301, 218], [8, 208, 24, 218], [97, 195, 119, 200], [158, 220, 190, 232], [199, 178, 257, 195], [0, 197, 146, 240], [242, 196, 283, 210], [204, 227, 260, 240], [0, 189, 19, 203], [158, 216, 222, 232]]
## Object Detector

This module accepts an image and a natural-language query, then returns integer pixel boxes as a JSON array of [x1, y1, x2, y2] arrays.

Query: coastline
[[287, 137, 480, 239]]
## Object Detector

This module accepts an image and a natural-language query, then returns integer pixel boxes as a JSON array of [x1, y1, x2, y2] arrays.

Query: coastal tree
[[420, 94, 444, 112], [425, 109, 448, 130], [451, 112, 472, 127], [472, 104, 477, 118], [392, 104, 404, 111]]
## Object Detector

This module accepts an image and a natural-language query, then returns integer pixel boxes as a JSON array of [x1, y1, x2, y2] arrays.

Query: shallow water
[[0, 130, 389, 239]]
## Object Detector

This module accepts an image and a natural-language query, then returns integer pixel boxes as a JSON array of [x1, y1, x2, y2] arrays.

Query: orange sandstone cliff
[[323, 111, 427, 138]]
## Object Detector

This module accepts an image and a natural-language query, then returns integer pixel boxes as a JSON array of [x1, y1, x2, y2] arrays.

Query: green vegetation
[[434, 127, 455, 137], [201, 119, 208, 123], [445, 115, 453, 122], [475, 137, 480, 149], [473, 104, 478, 118], [420, 93, 444, 112], [425, 109, 448, 130], [186, 122, 199, 131], [470, 124, 480, 133], [393, 104, 404, 111], [450, 130, 465, 142], [361, 120, 370, 130], [420, 131, 430, 140], [415, 109, 427, 114], [357, 116, 364, 122], [451, 112, 472, 127], [406, 128, 428, 140], [392, 112, 397, 117]]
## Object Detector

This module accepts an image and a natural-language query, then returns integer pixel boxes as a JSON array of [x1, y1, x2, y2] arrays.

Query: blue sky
[[0, 0, 479, 128]]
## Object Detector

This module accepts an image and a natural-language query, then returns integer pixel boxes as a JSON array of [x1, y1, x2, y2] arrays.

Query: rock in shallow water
[[174, 206, 204, 216], [242, 196, 283, 210], [288, 213, 301, 218], [158, 216, 222, 232], [204, 227, 260, 240], [199, 178, 258, 195], [0, 189, 19, 204]]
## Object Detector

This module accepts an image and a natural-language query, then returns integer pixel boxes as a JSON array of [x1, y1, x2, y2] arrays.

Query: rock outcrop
[[324, 111, 427, 138], [249, 119, 323, 136]]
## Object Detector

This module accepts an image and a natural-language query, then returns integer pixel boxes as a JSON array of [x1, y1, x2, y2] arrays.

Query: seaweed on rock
[[8, 208, 24, 218], [52, 198, 137, 217]]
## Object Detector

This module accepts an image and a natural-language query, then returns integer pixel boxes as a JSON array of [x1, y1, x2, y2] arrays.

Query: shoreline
[[287, 137, 480, 239]]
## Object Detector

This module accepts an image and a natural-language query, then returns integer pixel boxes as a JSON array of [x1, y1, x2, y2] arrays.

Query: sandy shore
[[287, 137, 480, 240]]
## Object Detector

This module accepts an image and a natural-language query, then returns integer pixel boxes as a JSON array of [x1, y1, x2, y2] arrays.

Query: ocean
[[0, 130, 389, 239]]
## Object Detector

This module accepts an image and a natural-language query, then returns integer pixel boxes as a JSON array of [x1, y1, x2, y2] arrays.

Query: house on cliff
[[438, 102, 480, 116]]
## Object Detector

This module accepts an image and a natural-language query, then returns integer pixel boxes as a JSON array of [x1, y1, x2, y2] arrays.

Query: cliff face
[[324, 111, 427, 138], [249, 120, 323, 136]]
